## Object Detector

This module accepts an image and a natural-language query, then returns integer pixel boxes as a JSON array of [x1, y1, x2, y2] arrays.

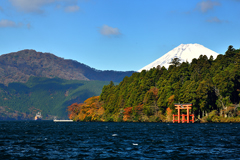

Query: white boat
[[53, 117, 73, 122], [34, 112, 42, 120], [53, 119, 73, 122]]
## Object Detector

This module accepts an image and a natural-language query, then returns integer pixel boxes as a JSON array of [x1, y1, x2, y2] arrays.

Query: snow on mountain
[[138, 43, 219, 72]]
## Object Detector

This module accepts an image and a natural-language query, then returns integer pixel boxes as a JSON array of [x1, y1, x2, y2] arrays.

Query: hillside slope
[[0, 49, 134, 85], [0, 77, 110, 120]]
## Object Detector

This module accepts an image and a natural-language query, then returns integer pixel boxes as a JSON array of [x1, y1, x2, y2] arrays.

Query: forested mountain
[[0, 49, 134, 85], [0, 77, 109, 120], [68, 46, 240, 122], [0, 49, 134, 120]]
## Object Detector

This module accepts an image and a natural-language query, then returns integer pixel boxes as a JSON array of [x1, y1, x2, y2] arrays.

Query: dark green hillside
[[0, 77, 109, 120]]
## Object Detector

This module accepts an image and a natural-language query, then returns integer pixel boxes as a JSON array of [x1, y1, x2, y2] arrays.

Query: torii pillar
[[173, 103, 194, 123]]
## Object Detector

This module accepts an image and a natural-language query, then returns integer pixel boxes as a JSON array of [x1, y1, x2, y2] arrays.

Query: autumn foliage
[[166, 107, 173, 121], [67, 96, 105, 121], [67, 96, 165, 122], [123, 107, 132, 121]]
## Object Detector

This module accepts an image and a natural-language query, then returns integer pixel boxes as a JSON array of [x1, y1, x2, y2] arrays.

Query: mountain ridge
[[138, 43, 219, 72], [0, 49, 135, 85]]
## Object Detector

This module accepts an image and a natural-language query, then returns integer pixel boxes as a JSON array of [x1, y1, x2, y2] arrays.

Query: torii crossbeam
[[173, 103, 194, 123]]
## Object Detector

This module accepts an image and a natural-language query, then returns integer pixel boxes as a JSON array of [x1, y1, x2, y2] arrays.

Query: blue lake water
[[0, 121, 240, 159]]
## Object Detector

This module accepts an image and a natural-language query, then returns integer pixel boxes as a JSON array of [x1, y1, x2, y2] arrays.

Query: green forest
[[68, 46, 240, 122], [0, 77, 109, 120]]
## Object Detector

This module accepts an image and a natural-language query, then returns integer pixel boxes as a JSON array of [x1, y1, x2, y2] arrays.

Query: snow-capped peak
[[138, 43, 219, 72]]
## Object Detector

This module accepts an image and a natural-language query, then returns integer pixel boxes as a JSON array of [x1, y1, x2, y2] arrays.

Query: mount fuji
[[138, 43, 219, 72]]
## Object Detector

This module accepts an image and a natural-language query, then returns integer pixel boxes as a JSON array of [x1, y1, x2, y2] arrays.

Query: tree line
[[68, 46, 240, 122]]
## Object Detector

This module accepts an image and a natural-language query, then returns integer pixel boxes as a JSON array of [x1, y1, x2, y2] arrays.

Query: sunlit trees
[[68, 45, 240, 122], [68, 96, 105, 121]]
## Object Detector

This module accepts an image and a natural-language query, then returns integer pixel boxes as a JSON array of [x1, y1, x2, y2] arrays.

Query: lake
[[0, 121, 240, 159]]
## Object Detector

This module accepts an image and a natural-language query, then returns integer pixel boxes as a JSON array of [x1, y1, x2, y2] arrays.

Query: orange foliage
[[123, 107, 132, 121], [67, 96, 105, 121], [124, 107, 132, 115], [166, 107, 173, 122], [123, 115, 128, 121], [68, 103, 81, 120], [166, 107, 172, 116]]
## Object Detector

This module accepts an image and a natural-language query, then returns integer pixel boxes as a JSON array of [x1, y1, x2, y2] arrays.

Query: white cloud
[[0, 19, 17, 27], [9, 0, 56, 13], [0, 6, 3, 12], [64, 5, 80, 12], [196, 0, 221, 13], [100, 25, 121, 37], [55, 4, 62, 9], [0, 19, 31, 28], [206, 17, 228, 23], [27, 23, 31, 29], [9, 0, 81, 14], [206, 17, 221, 23]]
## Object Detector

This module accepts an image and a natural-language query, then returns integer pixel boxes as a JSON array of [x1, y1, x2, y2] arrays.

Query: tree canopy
[[69, 46, 240, 122]]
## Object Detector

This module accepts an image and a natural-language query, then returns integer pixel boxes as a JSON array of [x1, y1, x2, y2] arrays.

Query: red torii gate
[[173, 103, 194, 123]]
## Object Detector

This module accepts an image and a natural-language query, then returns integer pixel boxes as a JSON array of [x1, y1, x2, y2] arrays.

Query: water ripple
[[1, 121, 240, 159]]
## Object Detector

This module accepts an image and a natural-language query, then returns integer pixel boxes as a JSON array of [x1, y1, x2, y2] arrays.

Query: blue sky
[[0, 0, 239, 71]]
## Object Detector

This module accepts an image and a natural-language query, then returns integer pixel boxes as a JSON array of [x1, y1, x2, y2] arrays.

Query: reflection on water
[[0, 121, 240, 159]]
